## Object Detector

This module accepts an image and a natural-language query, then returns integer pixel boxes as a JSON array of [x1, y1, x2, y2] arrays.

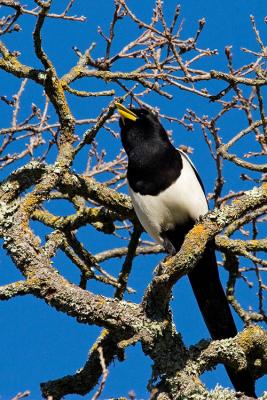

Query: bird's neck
[[127, 142, 182, 195], [128, 139, 174, 169]]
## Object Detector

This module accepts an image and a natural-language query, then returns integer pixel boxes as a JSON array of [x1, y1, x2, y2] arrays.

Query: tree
[[0, 0, 266, 399]]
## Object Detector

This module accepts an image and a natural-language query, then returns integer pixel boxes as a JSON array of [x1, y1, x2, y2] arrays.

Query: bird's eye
[[139, 109, 148, 117]]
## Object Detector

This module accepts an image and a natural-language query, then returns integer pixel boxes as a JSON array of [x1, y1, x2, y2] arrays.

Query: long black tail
[[188, 243, 256, 397], [165, 226, 256, 396]]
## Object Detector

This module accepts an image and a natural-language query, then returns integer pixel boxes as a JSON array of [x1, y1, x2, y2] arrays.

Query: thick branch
[[144, 184, 267, 314]]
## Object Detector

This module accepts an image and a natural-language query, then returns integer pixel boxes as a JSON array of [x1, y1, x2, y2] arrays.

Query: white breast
[[128, 152, 208, 245]]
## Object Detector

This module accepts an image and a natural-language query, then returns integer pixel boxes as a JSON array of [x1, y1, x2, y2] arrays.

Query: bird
[[115, 102, 256, 398]]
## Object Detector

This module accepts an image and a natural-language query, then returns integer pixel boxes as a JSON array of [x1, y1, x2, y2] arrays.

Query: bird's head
[[115, 103, 169, 154]]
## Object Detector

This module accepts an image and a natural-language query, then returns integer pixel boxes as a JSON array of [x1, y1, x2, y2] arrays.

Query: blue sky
[[0, 0, 266, 398]]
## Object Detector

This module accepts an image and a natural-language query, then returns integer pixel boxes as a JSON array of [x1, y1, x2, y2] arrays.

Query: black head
[[116, 103, 170, 155]]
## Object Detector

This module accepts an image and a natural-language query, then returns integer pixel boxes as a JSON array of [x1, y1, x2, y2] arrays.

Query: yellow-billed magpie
[[116, 103, 256, 398]]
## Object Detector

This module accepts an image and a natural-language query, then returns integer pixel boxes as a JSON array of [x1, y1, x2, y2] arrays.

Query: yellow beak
[[115, 102, 137, 122]]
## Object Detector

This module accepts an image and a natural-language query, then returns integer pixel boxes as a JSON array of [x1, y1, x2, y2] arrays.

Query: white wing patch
[[128, 152, 208, 245]]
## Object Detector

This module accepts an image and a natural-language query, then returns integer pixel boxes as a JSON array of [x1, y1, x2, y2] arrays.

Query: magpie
[[116, 102, 256, 398]]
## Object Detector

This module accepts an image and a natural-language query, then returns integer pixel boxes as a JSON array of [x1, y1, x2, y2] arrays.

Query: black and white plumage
[[116, 103, 256, 398], [128, 150, 207, 252]]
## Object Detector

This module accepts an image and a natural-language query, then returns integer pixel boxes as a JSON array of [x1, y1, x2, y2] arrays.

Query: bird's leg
[[161, 233, 177, 256]]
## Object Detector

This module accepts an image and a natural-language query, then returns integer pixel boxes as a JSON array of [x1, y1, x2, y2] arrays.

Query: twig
[[91, 347, 109, 400]]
